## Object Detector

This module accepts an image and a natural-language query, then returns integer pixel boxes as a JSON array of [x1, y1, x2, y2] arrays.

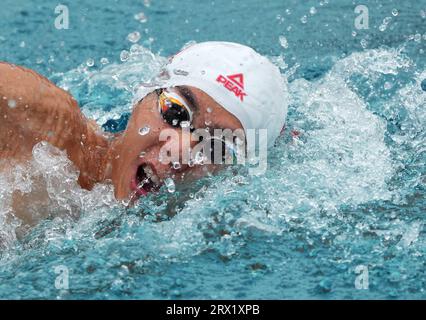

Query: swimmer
[[0, 42, 288, 208]]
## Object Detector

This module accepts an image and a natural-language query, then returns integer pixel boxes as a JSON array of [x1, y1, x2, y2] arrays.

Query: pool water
[[0, 0, 425, 299]]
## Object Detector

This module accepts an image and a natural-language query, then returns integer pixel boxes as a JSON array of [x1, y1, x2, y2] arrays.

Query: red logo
[[216, 73, 247, 102]]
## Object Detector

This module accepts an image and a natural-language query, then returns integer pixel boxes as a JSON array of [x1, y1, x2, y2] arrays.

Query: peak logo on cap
[[216, 73, 247, 102]]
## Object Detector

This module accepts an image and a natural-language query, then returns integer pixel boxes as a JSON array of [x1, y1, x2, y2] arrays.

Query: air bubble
[[100, 57, 109, 65], [392, 9, 399, 16]]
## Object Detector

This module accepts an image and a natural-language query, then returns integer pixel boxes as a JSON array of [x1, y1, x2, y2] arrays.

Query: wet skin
[[0, 62, 243, 202]]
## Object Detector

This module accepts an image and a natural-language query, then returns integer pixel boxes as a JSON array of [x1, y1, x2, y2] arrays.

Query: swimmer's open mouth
[[132, 164, 161, 196]]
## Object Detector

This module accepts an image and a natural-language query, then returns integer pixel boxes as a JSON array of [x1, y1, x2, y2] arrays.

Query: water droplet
[[120, 50, 130, 62], [134, 12, 148, 23], [164, 178, 176, 193], [173, 69, 189, 76], [7, 99, 16, 108], [158, 70, 171, 81], [352, 31, 357, 37], [172, 162, 181, 170], [204, 120, 212, 126], [309, 7, 317, 15], [180, 121, 191, 128], [384, 17, 392, 25], [127, 31, 141, 43], [138, 126, 151, 136], [143, 0, 151, 8], [86, 58, 95, 67], [172, 119, 179, 126], [194, 151, 205, 164], [201, 70, 206, 75], [206, 107, 212, 113], [300, 15, 308, 24], [360, 39, 368, 49], [279, 35, 288, 49], [19, 41, 25, 48], [414, 33, 421, 42], [392, 9, 399, 16], [100, 57, 109, 65], [384, 82, 393, 90]]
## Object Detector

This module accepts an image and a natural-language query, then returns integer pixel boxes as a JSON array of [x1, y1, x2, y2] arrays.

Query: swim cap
[[137, 41, 288, 153]]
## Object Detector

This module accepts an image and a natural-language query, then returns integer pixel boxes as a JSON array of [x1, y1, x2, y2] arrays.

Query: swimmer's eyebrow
[[176, 86, 199, 114]]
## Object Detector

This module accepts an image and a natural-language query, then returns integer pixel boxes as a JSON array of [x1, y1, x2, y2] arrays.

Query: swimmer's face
[[109, 86, 243, 200]]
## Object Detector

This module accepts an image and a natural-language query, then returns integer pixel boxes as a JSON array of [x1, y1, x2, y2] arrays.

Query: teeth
[[143, 165, 153, 176], [150, 174, 160, 184], [142, 165, 159, 185]]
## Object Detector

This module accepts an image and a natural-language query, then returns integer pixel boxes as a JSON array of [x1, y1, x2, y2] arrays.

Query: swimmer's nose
[[141, 130, 201, 174]]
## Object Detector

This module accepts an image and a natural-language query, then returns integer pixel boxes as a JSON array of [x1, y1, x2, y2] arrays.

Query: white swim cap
[[137, 41, 288, 153]]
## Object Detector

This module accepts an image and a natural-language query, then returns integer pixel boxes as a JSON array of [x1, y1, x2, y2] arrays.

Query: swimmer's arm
[[0, 62, 87, 161]]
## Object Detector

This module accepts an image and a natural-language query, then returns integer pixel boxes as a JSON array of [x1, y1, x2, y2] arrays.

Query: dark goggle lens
[[161, 103, 191, 127]]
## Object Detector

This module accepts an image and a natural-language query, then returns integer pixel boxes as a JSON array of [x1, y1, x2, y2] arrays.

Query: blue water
[[0, 0, 425, 299]]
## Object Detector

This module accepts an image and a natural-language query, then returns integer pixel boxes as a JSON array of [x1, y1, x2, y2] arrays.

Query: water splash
[[0, 46, 424, 299]]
